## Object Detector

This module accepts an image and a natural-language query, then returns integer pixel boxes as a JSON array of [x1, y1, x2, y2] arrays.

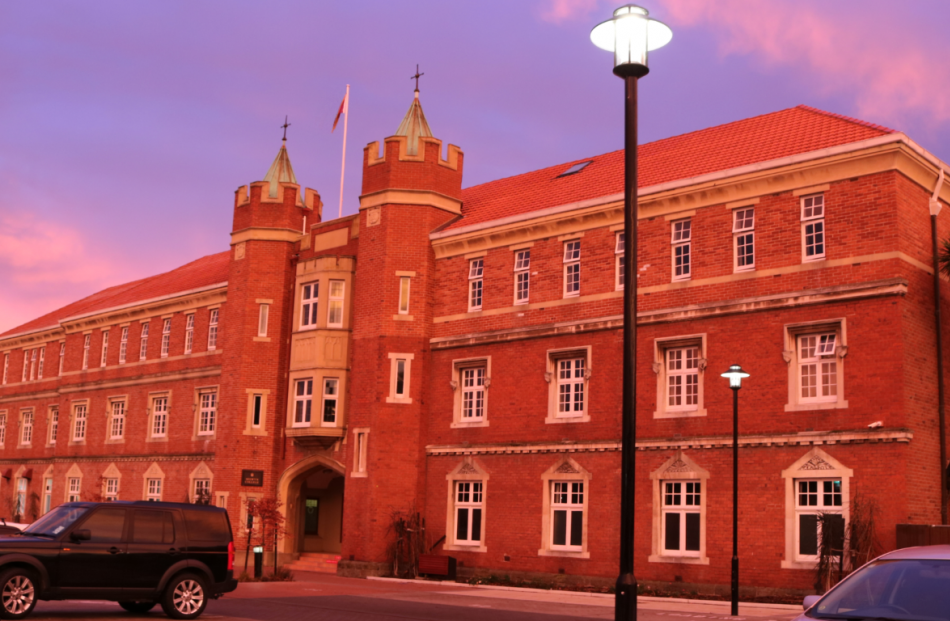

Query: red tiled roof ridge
[[449, 105, 896, 232], [1, 250, 230, 339], [794, 104, 896, 135]]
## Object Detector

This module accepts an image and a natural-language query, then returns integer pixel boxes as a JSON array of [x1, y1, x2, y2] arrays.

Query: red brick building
[[2, 94, 949, 593]]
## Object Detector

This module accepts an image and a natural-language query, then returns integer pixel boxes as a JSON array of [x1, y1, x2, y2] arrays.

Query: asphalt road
[[23, 573, 802, 621]]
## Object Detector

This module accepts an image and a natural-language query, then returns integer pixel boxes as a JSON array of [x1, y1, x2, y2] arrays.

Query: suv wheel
[[119, 601, 157, 613], [0, 568, 38, 620], [161, 573, 207, 620]]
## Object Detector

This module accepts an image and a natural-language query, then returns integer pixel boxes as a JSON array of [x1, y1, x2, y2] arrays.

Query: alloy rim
[[2, 576, 34, 615], [172, 580, 203, 615]]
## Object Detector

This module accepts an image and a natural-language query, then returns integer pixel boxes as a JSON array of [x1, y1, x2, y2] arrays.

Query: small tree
[[815, 493, 878, 593], [386, 508, 427, 578], [244, 497, 287, 573]]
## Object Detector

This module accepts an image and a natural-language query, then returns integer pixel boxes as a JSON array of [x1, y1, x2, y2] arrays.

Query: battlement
[[361, 136, 464, 199], [232, 182, 321, 235]]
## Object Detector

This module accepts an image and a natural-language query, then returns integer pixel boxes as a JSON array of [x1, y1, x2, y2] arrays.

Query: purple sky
[[3, 0, 950, 334]]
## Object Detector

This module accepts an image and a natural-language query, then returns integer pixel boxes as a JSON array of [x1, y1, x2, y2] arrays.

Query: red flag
[[332, 92, 347, 132]]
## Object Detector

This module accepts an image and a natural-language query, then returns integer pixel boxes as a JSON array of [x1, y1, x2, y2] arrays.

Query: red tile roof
[[448, 105, 895, 231], [1, 251, 230, 339]]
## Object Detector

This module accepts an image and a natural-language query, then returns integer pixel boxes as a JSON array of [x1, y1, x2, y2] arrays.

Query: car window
[[183, 509, 229, 542], [811, 559, 950, 621], [24, 506, 88, 537], [133, 510, 175, 544], [79, 508, 126, 543]]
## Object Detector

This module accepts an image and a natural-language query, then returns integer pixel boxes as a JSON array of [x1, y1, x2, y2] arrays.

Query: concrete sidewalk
[[365, 576, 803, 617]]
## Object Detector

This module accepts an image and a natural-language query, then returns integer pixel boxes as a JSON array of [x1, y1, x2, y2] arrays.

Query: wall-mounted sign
[[241, 469, 264, 487]]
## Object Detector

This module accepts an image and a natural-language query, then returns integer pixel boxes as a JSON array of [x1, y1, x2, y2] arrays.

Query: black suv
[[0, 501, 237, 620]]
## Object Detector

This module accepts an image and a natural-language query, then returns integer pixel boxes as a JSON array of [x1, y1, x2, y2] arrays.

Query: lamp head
[[721, 364, 750, 389], [590, 4, 672, 78]]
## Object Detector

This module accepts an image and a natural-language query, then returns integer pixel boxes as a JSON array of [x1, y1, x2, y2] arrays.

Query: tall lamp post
[[721, 364, 749, 616], [590, 6, 671, 621]]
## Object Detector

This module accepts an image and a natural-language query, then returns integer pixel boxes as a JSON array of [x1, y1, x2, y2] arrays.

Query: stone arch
[[276, 454, 346, 558]]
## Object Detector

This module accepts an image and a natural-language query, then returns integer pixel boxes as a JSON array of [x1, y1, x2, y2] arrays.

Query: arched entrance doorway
[[277, 455, 345, 560]]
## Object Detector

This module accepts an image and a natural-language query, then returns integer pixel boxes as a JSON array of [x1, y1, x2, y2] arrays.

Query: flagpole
[[338, 84, 350, 219]]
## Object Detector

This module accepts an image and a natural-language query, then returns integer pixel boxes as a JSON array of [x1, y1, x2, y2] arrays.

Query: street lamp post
[[721, 364, 749, 616], [590, 7, 671, 621]]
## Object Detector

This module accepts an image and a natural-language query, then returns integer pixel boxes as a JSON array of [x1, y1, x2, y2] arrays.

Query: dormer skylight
[[556, 161, 593, 178]]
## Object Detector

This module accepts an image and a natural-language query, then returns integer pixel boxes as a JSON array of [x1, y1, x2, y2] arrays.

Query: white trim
[[386, 353, 414, 404]]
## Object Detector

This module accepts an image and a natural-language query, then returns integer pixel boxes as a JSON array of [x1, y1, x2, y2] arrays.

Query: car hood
[[0, 534, 58, 547]]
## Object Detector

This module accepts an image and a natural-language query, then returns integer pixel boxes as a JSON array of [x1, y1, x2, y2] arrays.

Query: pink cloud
[[539, 0, 601, 24], [0, 213, 136, 333], [661, 0, 950, 127]]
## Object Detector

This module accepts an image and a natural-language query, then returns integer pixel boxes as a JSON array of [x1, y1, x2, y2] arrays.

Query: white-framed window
[[20, 410, 33, 446], [654, 335, 707, 419], [300, 283, 318, 329], [461, 367, 486, 421], [20, 350, 27, 382], [1, 353, 7, 385], [197, 391, 216, 435], [15, 478, 27, 518], [398, 277, 411, 314], [452, 358, 491, 428], [100, 330, 109, 367], [119, 327, 129, 364], [151, 396, 168, 438], [48, 407, 58, 445], [293, 379, 313, 427], [545, 348, 591, 425], [67, 477, 81, 502], [139, 323, 149, 360], [798, 333, 838, 403], [615, 231, 625, 290], [666, 347, 700, 412], [468, 259, 484, 311], [37, 347, 44, 379], [58, 342, 65, 375], [257, 304, 269, 337], [454, 481, 483, 545], [29, 349, 36, 380], [0, 412, 6, 445], [801, 194, 825, 261], [733, 207, 754, 272], [795, 479, 843, 561], [72, 403, 87, 441], [184, 315, 194, 354], [207, 309, 219, 350], [551, 481, 584, 551], [327, 280, 345, 328], [193, 479, 211, 503], [781, 449, 852, 569], [352, 429, 369, 476], [146, 478, 162, 501], [251, 394, 263, 429], [160, 319, 172, 358], [563, 240, 581, 297], [43, 478, 52, 514], [672, 219, 691, 281], [556, 357, 586, 418], [514, 250, 530, 304], [387, 355, 413, 403], [662, 481, 701, 556], [109, 400, 126, 440], [82, 335, 90, 370], [649, 453, 709, 565], [322, 378, 339, 426], [105, 478, 119, 502]]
